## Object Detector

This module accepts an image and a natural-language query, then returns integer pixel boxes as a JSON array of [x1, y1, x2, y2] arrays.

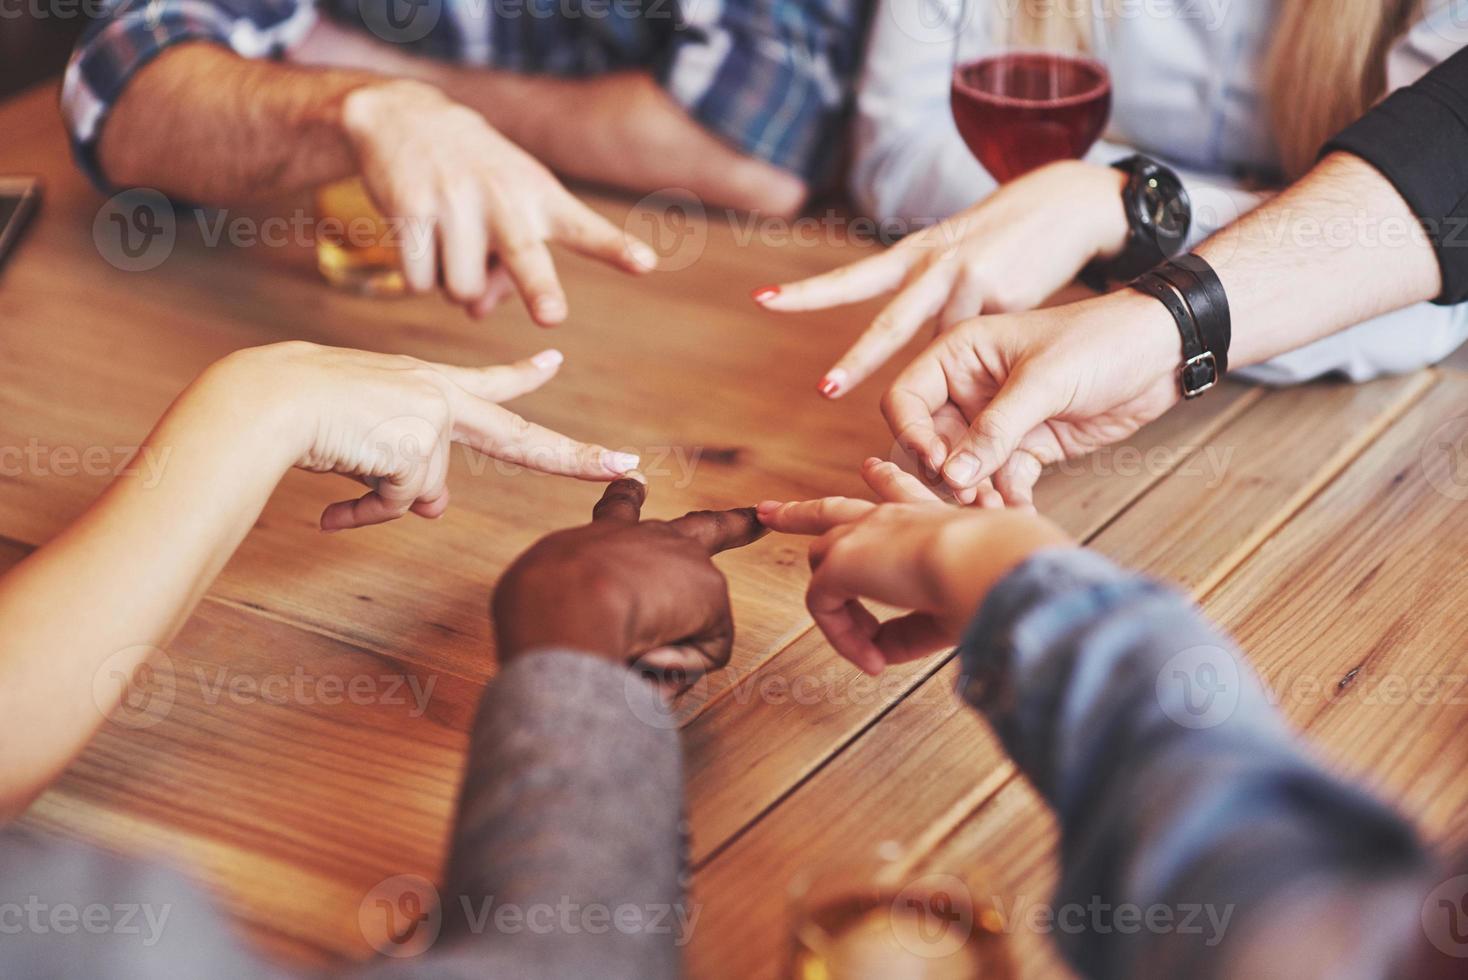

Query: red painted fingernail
[[752, 285, 781, 303], [817, 369, 848, 399]]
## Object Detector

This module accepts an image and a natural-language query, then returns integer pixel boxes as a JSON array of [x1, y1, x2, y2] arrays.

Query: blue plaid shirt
[[62, 0, 867, 190]]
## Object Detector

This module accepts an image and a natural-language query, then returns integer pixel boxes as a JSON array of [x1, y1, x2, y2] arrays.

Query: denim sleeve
[[61, 0, 317, 191], [958, 549, 1432, 979]]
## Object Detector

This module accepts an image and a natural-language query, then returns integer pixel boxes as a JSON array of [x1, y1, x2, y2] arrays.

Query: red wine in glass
[[952, 52, 1112, 183]]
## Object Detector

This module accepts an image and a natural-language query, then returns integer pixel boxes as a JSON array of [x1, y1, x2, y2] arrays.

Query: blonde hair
[[1265, 0, 1420, 178], [1006, 0, 1422, 179]]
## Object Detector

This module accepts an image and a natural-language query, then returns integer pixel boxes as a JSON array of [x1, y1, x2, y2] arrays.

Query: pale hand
[[758, 459, 1072, 674], [754, 161, 1128, 397], [211, 341, 639, 531], [340, 80, 658, 322], [883, 291, 1184, 508]]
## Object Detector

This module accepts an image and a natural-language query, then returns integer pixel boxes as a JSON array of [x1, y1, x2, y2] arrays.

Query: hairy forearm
[[99, 43, 377, 203], [0, 358, 296, 818], [288, 23, 807, 214], [1196, 152, 1443, 368], [453, 71, 807, 214]]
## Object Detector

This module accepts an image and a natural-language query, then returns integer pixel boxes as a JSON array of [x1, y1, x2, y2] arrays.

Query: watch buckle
[[1181, 351, 1218, 399]]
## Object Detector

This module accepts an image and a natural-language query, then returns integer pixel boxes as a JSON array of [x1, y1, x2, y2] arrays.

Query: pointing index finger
[[593, 476, 647, 523], [668, 507, 768, 555]]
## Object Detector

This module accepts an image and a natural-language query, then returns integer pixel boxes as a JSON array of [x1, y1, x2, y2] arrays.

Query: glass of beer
[[315, 176, 407, 296], [788, 848, 1012, 979]]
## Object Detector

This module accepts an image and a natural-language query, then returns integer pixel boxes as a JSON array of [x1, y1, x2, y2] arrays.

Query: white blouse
[[852, 0, 1468, 383]]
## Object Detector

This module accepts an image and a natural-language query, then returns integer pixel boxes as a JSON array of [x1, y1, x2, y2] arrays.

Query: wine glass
[[950, 0, 1113, 183]]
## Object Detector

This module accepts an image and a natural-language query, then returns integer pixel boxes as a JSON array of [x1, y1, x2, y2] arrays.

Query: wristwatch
[[1080, 155, 1192, 291]]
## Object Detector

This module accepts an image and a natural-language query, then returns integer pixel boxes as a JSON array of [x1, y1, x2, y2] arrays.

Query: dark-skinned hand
[[492, 476, 767, 691]]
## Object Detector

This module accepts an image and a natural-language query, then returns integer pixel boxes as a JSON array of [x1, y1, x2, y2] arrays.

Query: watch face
[[1142, 175, 1189, 240]]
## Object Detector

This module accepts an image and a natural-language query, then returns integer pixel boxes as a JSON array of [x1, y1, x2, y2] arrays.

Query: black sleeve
[[1324, 45, 1468, 305]]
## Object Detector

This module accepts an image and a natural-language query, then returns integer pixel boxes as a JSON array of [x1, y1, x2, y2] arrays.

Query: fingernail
[[604, 451, 640, 473], [531, 349, 564, 370], [622, 468, 648, 485], [752, 285, 781, 304], [631, 242, 659, 271], [535, 297, 567, 323], [862, 457, 884, 469], [945, 453, 981, 485], [818, 369, 848, 399], [756, 500, 782, 515]]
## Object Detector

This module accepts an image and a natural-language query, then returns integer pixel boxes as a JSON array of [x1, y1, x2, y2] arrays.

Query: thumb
[[941, 369, 1060, 494]]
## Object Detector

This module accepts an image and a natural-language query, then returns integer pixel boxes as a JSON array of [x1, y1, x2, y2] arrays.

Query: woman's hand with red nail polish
[[750, 161, 1130, 397]]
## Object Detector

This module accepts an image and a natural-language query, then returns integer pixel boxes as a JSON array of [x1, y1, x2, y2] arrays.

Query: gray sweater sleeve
[[0, 650, 686, 980]]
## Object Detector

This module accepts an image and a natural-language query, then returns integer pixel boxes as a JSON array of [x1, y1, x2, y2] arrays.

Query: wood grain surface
[[2, 82, 1465, 976]]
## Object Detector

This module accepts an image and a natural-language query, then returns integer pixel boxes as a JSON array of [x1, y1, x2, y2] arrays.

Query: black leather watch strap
[[1131, 270, 1219, 399], [1160, 254, 1232, 376]]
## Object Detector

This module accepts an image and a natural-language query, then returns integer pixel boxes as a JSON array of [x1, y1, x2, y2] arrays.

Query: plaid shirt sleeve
[[60, 0, 318, 191], [657, 0, 869, 184]]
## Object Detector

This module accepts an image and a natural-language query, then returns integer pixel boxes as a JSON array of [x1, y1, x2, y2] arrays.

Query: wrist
[[339, 78, 450, 149], [1083, 289, 1184, 384], [1073, 161, 1131, 262], [929, 512, 1074, 630], [191, 345, 323, 476]]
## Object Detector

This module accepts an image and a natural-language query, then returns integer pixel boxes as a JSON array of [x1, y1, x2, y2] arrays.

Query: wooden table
[[3, 82, 1468, 978]]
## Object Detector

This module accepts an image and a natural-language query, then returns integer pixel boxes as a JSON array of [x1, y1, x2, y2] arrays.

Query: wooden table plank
[[687, 373, 1431, 979]]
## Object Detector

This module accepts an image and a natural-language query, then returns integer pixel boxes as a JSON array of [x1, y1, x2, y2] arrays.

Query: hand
[[492, 477, 767, 687], [752, 161, 1128, 397], [339, 80, 659, 323], [210, 341, 640, 531], [757, 459, 1072, 674], [884, 291, 1183, 508]]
